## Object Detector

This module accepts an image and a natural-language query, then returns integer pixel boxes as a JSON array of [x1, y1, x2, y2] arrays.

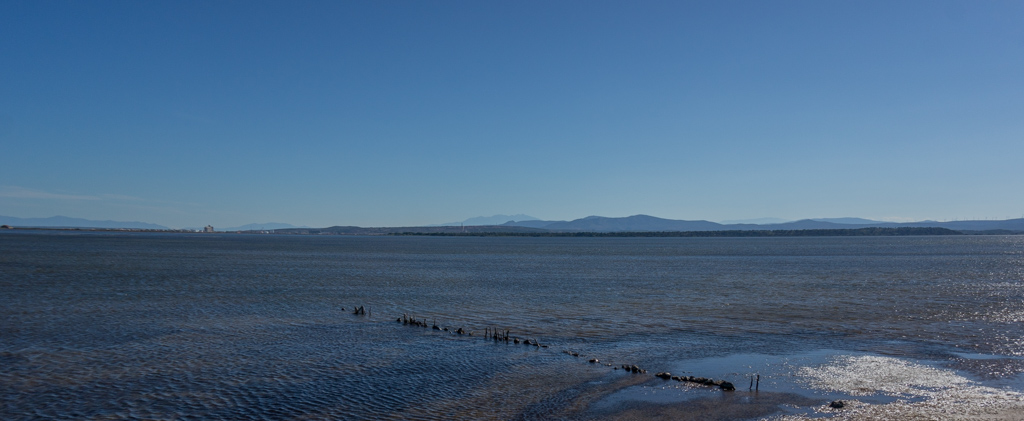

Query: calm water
[[2, 231, 1023, 420]]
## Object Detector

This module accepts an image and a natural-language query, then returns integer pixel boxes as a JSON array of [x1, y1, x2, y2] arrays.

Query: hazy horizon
[[3, 1, 1022, 228], [4, 212, 1021, 231]]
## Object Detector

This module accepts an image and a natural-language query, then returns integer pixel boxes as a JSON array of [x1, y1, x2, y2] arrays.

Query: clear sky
[[2, 1, 1023, 228]]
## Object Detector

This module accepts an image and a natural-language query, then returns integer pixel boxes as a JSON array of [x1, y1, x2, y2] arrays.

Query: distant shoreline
[[388, 227, 965, 237], [4, 226, 1010, 237]]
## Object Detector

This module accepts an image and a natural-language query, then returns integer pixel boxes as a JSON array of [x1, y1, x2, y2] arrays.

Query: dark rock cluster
[[654, 372, 735, 390], [621, 364, 647, 374], [667, 374, 733, 393]]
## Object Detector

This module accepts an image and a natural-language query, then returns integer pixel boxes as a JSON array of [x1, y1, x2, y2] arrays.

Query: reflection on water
[[585, 351, 909, 419], [781, 354, 1024, 420], [2, 232, 1023, 419]]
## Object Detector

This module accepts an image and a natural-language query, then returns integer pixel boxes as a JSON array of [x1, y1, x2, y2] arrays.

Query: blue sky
[[2, 1, 1023, 228]]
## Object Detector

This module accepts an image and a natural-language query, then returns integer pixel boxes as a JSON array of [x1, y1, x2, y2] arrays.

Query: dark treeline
[[390, 227, 961, 238]]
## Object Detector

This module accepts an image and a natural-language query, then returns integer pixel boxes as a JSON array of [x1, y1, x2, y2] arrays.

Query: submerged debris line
[[367, 307, 744, 392], [659, 372, 736, 391]]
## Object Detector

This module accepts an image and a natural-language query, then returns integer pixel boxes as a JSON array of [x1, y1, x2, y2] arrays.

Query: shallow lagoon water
[[2, 231, 1023, 419]]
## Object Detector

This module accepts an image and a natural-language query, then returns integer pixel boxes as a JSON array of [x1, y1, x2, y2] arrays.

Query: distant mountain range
[[718, 217, 792, 225], [273, 215, 1024, 236], [708, 217, 887, 225], [0, 215, 169, 230], [495, 215, 1024, 233], [5, 214, 1023, 234], [810, 217, 889, 225], [516, 215, 723, 232], [435, 214, 540, 226]]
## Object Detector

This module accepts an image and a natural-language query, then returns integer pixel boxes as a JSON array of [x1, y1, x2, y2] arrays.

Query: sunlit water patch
[[776, 355, 1024, 420]]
